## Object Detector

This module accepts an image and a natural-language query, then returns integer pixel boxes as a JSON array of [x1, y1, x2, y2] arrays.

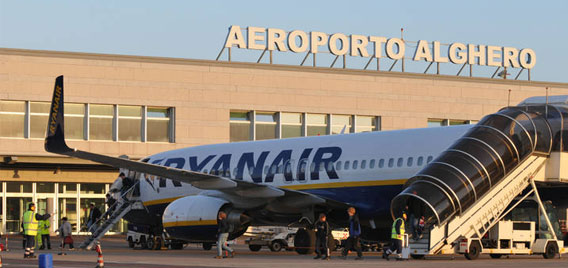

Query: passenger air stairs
[[80, 182, 144, 250], [410, 155, 548, 255], [392, 103, 568, 258]]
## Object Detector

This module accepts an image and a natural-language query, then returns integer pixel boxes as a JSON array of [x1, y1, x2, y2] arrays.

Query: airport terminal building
[[1, 47, 568, 235]]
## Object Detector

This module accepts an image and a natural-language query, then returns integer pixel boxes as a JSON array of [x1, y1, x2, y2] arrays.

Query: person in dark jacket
[[87, 203, 101, 233], [314, 213, 331, 260], [341, 207, 363, 260], [215, 211, 234, 259]]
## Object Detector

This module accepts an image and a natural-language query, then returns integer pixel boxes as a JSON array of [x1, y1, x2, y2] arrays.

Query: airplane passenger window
[[417, 156, 424, 166], [233, 168, 238, 176], [361, 160, 367, 169], [249, 167, 254, 175], [336, 161, 342, 170], [285, 163, 292, 173], [319, 163, 325, 172], [203, 169, 208, 174], [407, 157, 413, 167], [344, 161, 350, 170], [264, 166, 269, 174], [310, 162, 316, 172], [353, 160, 358, 169], [278, 165, 284, 173], [388, 158, 394, 168], [225, 169, 231, 177], [379, 159, 384, 168], [369, 159, 375, 169], [396, 158, 403, 167], [300, 161, 307, 173], [326, 162, 333, 172], [427, 156, 434, 163], [270, 165, 277, 174]]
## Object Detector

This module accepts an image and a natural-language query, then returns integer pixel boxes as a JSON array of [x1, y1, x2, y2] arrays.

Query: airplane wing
[[45, 76, 345, 208]]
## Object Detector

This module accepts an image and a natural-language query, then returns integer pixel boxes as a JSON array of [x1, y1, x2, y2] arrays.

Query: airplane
[[44, 75, 488, 252]]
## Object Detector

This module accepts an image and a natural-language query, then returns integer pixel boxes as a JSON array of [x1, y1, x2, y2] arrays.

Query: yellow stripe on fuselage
[[143, 196, 185, 207], [281, 178, 407, 190], [143, 179, 406, 207], [163, 220, 217, 228]]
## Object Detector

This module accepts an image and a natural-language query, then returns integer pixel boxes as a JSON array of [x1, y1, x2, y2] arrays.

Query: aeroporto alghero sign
[[224, 25, 536, 69]]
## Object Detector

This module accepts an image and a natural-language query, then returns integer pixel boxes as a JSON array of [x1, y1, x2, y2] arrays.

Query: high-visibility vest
[[391, 218, 405, 240], [23, 211, 39, 236], [39, 220, 50, 235]]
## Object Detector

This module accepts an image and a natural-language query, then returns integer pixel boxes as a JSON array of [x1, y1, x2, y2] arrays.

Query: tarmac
[[0, 235, 567, 268]]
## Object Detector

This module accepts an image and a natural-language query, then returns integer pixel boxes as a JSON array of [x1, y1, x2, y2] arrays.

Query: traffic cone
[[95, 243, 104, 268]]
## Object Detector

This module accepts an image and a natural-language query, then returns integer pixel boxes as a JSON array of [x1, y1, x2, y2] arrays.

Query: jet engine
[[162, 195, 249, 242]]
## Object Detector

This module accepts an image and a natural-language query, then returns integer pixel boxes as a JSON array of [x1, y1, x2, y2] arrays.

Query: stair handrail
[[88, 180, 140, 233]]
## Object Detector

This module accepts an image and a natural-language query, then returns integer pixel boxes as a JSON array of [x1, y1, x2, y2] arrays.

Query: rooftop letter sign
[[223, 25, 536, 69]]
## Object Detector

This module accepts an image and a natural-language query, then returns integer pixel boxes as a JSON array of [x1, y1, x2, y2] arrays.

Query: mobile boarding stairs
[[80, 181, 144, 250], [392, 100, 568, 259]]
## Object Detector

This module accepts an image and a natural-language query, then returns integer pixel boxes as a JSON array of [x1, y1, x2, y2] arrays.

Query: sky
[[1, 0, 567, 83]]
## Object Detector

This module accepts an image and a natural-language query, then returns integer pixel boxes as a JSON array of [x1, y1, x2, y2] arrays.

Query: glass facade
[[0, 100, 174, 142], [230, 110, 381, 141], [0, 182, 115, 234]]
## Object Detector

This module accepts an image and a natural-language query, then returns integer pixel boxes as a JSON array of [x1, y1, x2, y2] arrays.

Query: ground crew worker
[[341, 207, 363, 260], [38, 217, 51, 250], [22, 203, 50, 258], [383, 211, 407, 260], [314, 213, 331, 260]]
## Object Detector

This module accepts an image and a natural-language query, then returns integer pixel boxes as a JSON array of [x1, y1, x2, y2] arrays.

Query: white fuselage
[[134, 125, 473, 218]]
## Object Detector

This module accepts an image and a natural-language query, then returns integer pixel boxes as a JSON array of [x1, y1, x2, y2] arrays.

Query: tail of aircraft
[[45, 75, 73, 154]]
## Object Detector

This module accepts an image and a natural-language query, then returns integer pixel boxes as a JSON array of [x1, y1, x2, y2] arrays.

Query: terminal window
[[118, 105, 142, 141], [255, 112, 277, 140], [332, 115, 352, 134], [0, 100, 25, 138], [65, 103, 85, 140], [90, 104, 114, 140], [307, 114, 328, 136], [428, 118, 476, 127], [281, 113, 302, 138], [30, 102, 50, 138], [356, 116, 378, 133], [230, 111, 251, 142], [147, 108, 172, 142]]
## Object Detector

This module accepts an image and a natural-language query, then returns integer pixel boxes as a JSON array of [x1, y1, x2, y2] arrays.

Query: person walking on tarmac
[[383, 211, 407, 260], [314, 213, 331, 260], [215, 211, 234, 259], [341, 207, 363, 260], [22, 203, 50, 258], [38, 215, 51, 250]]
